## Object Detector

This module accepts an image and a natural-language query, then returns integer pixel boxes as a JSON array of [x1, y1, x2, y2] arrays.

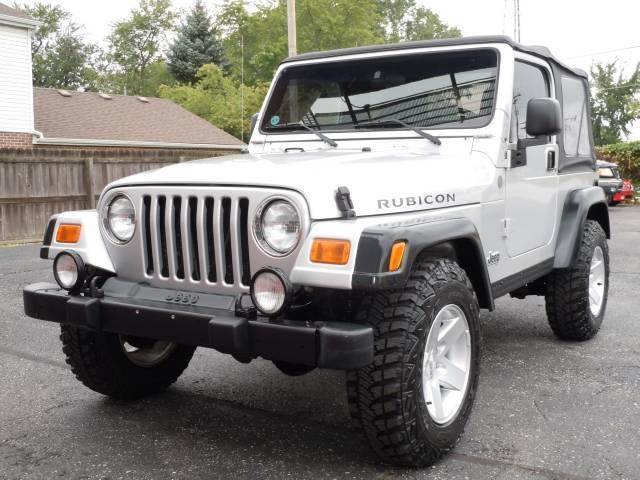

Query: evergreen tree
[[167, 0, 224, 84]]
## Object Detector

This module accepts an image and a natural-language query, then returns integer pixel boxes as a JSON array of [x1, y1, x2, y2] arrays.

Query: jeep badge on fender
[[24, 36, 610, 468]]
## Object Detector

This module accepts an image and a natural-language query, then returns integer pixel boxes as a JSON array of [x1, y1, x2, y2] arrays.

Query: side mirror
[[526, 98, 562, 137], [249, 113, 259, 137]]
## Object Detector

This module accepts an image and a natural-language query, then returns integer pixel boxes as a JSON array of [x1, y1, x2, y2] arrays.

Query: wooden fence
[[0, 147, 233, 244]]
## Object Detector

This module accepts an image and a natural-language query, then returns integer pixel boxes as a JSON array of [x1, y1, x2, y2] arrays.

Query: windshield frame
[[259, 47, 502, 136]]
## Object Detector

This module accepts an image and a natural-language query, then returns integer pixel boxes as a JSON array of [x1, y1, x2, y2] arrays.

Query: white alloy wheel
[[589, 246, 606, 317], [119, 336, 176, 368], [423, 304, 472, 424]]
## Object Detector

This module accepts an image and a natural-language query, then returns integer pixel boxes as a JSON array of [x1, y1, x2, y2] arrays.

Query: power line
[[592, 83, 640, 93], [563, 44, 640, 60]]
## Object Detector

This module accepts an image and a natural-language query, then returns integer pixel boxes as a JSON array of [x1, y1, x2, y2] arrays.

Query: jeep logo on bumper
[[165, 292, 200, 305], [377, 193, 456, 210]]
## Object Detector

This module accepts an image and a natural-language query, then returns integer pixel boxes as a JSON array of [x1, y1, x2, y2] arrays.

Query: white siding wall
[[0, 23, 34, 133]]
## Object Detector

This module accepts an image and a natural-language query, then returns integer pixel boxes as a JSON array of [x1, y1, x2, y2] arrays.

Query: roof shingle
[[0, 2, 33, 20], [33, 88, 243, 146]]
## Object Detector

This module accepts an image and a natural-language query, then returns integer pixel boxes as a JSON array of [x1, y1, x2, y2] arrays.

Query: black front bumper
[[23, 279, 373, 370]]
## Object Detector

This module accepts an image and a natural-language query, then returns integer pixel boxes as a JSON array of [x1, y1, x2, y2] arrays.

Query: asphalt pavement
[[1, 206, 639, 480]]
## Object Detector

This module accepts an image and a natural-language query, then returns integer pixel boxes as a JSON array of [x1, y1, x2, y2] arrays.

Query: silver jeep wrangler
[[24, 35, 610, 466]]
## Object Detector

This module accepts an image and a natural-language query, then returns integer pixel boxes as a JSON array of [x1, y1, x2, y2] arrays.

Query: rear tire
[[347, 257, 480, 466], [545, 220, 609, 341], [60, 326, 195, 400]]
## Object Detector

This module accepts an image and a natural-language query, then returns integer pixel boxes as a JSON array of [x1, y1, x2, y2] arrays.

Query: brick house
[[0, 2, 244, 242]]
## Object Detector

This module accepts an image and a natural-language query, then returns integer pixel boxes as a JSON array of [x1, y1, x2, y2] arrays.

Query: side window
[[561, 76, 591, 157], [511, 61, 550, 141]]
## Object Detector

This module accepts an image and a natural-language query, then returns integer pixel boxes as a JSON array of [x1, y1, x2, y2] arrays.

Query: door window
[[561, 76, 591, 156], [511, 61, 550, 141]]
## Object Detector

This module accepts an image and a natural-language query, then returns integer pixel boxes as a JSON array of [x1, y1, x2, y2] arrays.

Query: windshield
[[261, 49, 498, 133]]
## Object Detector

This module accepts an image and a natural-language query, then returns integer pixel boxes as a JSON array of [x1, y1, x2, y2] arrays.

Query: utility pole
[[287, 0, 297, 56]]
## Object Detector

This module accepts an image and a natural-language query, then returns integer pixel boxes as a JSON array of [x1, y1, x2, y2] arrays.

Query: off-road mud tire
[[60, 325, 195, 400], [347, 257, 481, 467], [545, 220, 609, 341]]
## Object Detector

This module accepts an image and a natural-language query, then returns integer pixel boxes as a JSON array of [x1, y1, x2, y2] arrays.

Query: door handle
[[546, 150, 556, 170]]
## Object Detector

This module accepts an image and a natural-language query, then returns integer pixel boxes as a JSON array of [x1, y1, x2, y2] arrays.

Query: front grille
[[141, 194, 252, 289]]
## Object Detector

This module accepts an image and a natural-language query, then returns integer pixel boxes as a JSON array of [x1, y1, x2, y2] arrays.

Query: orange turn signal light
[[56, 224, 82, 244], [388, 241, 407, 272], [310, 239, 351, 265]]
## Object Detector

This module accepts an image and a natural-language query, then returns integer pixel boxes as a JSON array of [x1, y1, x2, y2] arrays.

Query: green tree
[[159, 64, 268, 140], [218, 0, 460, 86], [403, 6, 461, 41], [590, 61, 640, 145], [167, 0, 224, 83], [142, 59, 178, 96], [21, 2, 96, 89], [107, 0, 176, 95], [374, 0, 460, 42], [219, 0, 383, 85]]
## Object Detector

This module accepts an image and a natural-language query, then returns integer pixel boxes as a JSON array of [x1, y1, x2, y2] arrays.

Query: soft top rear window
[[261, 49, 498, 133]]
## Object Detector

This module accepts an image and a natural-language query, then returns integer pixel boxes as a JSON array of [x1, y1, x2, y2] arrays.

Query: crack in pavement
[[0, 346, 69, 370], [448, 453, 594, 480]]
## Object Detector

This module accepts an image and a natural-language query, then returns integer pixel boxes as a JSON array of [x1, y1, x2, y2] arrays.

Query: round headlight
[[53, 251, 85, 291], [254, 199, 301, 255], [107, 195, 136, 243], [250, 267, 292, 317]]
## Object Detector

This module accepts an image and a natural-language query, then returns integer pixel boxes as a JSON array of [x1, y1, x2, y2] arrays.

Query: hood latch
[[335, 186, 355, 219]]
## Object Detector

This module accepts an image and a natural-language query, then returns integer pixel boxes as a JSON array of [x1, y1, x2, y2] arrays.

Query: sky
[[23, 0, 640, 139]]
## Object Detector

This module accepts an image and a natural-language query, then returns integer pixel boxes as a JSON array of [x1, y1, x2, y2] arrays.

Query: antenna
[[240, 35, 244, 142], [513, 0, 521, 42], [502, 0, 507, 35]]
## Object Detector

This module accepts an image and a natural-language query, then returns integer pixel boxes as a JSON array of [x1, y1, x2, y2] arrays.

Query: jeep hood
[[107, 149, 495, 219]]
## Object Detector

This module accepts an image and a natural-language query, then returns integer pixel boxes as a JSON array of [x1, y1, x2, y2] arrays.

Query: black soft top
[[281, 35, 587, 79]]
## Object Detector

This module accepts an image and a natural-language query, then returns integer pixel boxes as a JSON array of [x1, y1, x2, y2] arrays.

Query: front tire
[[347, 257, 480, 467], [60, 326, 196, 400], [545, 220, 609, 341]]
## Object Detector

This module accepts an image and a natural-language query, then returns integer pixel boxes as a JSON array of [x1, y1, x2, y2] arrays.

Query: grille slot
[[239, 198, 251, 286], [173, 196, 184, 280], [142, 196, 153, 274], [221, 197, 233, 284], [142, 194, 251, 290], [188, 197, 200, 281], [204, 197, 216, 282], [157, 196, 169, 277]]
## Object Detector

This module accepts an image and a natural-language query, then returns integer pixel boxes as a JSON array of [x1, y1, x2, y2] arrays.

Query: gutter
[[32, 137, 245, 150], [0, 13, 42, 29]]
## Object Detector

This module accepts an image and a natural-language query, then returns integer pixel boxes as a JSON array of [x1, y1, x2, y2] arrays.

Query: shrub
[[596, 141, 640, 183]]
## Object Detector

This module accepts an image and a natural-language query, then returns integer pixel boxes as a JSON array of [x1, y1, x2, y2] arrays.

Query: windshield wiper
[[297, 121, 337, 147], [356, 119, 441, 146]]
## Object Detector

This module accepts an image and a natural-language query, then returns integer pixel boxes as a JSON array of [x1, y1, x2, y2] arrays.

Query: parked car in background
[[597, 160, 623, 205], [613, 179, 635, 204]]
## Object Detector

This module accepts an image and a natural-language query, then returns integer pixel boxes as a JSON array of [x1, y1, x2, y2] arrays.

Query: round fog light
[[53, 251, 85, 291], [250, 267, 292, 317]]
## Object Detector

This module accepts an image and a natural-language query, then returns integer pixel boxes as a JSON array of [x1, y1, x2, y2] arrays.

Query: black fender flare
[[554, 187, 610, 269], [351, 218, 494, 310]]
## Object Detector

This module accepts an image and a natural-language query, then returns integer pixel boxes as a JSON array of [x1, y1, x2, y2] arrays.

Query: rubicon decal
[[377, 193, 456, 210]]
